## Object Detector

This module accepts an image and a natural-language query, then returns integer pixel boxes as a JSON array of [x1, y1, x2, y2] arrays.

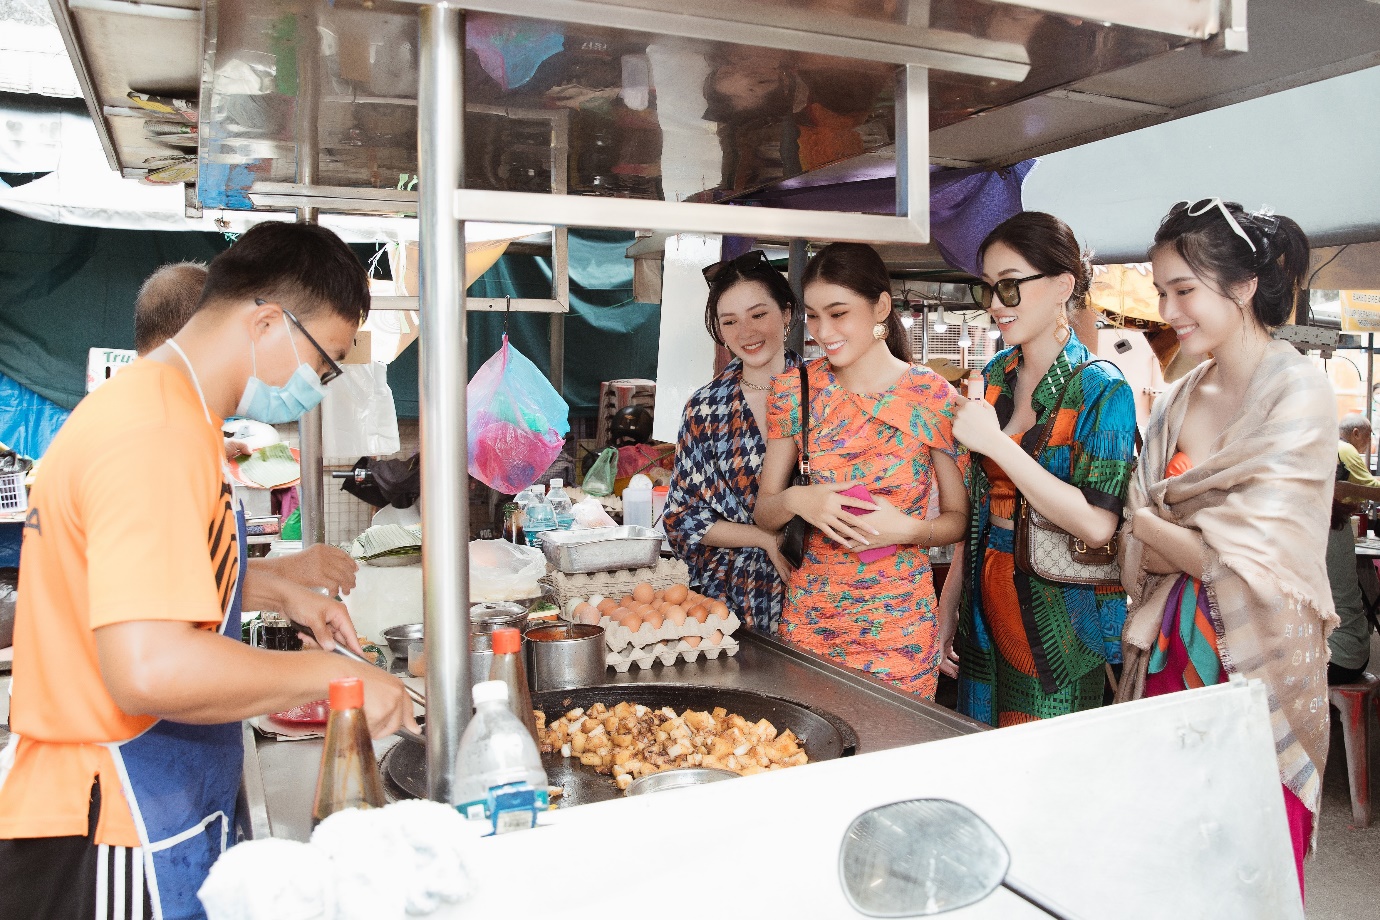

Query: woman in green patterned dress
[[937, 212, 1138, 726]]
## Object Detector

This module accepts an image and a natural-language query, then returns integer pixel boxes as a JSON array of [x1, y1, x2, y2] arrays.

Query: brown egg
[[663, 584, 689, 606], [573, 602, 598, 622], [687, 605, 710, 624], [683, 635, 702, 648], [596, 598, 619, 615], [664, 605, 687, 626], [621, 612, 644, 632], [642, 609, 665, 629], [708, 601, 730, 621], [632, 582, 655, 604], [708, 630, 724, 646], [576, 606, 602, 626]]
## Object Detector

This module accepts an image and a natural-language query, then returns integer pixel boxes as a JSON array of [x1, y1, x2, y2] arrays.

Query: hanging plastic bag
[[467, 336, 570, 495], [321, 364, 401, 459], [582, 447, 617, 497]]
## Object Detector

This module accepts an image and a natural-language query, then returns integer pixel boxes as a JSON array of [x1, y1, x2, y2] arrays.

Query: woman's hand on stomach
[[789, 480, 880, 549]]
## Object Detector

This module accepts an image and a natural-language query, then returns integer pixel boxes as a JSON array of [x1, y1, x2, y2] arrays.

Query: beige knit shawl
[[1117, 340, 1338, 814]]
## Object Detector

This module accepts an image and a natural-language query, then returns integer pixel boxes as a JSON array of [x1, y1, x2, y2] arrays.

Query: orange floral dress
[[766, 359, 969, 699]]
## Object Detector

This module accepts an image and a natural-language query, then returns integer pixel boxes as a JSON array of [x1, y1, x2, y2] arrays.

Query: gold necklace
[[741, 378, 771, 392]]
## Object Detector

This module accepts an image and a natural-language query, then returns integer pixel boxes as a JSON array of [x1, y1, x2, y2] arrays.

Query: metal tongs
[[288, 617, 428, 746]]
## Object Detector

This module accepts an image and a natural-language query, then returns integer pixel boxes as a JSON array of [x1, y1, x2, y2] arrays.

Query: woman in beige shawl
[[1118, 199, 1335, 900]]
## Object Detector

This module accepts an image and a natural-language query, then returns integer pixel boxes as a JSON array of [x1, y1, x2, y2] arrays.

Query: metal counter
[[242, 629, 982, 842]]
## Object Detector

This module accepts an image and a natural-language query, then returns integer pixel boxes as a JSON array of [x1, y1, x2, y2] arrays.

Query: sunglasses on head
[[1173, 198, 1256, 253], [257, 298, 344, 385], [703, 249, 771, 284], [968, 273, 1046, 310]]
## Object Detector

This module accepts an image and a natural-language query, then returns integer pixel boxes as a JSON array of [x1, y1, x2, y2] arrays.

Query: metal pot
[[524, 623, 605, 692], [469, 602, 529, 685]]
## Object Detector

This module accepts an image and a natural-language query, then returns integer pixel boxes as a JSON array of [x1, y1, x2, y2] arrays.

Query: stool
[[1328, 673, 1380, 827]]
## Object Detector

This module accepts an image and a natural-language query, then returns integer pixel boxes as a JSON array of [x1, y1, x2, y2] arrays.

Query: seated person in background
[[1330, 478, 1379, 684], [1337, 413, 1380, 487]]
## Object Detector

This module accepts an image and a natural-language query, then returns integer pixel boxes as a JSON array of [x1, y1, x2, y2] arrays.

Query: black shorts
[[0, 782, 152, 920]]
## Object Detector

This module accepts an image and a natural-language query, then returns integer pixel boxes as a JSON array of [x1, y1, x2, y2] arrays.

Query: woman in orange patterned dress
[[756, 243, 970, 699]]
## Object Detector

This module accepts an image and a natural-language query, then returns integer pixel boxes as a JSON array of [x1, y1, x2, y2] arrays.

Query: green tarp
[[389, 229, 661, 418], [0, 211, 659, 418]]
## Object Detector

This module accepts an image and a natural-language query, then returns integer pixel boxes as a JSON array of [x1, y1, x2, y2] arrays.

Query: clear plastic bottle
[[523, 490, 557, 548], [311, 678, 386, 827], [622, 473, 654, 529], [487, 627, 537, 742], [454, 680, 550, 833], [547, 478, 575, 531]]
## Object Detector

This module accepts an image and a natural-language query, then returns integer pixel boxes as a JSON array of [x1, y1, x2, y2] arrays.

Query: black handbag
[[780, 364, 813, 569]]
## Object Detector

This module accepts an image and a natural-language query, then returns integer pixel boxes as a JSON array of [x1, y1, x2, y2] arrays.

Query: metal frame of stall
[[44, 0, 1235, 805]]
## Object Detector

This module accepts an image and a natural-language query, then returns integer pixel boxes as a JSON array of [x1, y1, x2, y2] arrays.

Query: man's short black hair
[[200, 222, 370, 325], [134, 262, 208, 354]]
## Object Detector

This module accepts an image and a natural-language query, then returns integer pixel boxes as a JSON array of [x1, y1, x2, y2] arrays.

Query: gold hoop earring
[[872, 322, 888, 341]]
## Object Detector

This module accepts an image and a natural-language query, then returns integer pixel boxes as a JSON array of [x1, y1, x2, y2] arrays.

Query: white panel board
[[651, 234, 721, 445]]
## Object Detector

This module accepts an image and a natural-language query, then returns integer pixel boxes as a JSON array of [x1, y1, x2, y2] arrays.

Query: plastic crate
[[0, 471, 26, 513]]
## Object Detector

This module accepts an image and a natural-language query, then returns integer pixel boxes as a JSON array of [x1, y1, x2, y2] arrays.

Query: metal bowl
[[624, 767, 738, 797], [382, 623, 423, 657]]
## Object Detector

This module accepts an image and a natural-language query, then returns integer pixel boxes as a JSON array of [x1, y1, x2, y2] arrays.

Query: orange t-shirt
[[0, 359, 238, 846]]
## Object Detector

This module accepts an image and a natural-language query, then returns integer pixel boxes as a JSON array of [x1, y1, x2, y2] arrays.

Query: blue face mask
[[235, 316, 329, 424]]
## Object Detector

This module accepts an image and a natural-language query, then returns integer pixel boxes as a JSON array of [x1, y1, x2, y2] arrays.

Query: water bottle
[[454, 680, 549, 833], [548, 478, 575, 530], [524, 490, 557, 548]]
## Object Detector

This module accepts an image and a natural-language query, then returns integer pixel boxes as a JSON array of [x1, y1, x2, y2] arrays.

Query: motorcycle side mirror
[[837, 799, 1080, 919]]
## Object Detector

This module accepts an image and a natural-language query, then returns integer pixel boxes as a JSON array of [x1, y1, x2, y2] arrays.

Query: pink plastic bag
[[467, 336, 570, 494]]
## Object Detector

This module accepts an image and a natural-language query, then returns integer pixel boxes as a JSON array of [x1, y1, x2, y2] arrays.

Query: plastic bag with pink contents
[[467, 336, 570, 495]]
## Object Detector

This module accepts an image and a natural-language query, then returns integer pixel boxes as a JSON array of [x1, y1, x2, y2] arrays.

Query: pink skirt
[[1145, 587, 1311, 902]]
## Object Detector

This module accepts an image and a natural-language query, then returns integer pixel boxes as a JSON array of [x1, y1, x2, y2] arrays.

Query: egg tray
[[589, 611, 741, 653], [605, 635, 741, 672], [543, 557, 689, 610]]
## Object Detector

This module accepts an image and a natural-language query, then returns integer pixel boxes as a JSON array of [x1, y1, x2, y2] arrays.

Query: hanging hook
[[504, 294, 511, 337]]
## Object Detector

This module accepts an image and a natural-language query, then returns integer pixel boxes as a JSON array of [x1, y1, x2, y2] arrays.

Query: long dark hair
[[704, 258, 800, 346], [1151, 200, 1310, 328], [800, 242, 910, 361], [978, 211, 1091, 310]]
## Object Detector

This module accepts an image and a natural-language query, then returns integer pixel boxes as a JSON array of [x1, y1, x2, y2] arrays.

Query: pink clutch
[[840, 484, 898, 563]]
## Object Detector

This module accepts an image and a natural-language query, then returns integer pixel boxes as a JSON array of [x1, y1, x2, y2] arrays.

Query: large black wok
[[381, 684, 858, 806]]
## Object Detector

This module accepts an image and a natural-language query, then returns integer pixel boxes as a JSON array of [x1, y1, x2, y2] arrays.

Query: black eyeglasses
[[257, 299, 344, 385], [969, 273, 1046, 310], [703, 249, 771, 284]]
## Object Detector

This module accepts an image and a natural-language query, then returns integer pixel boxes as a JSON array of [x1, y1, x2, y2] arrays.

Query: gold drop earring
[[1054, 310, 1070, 345]]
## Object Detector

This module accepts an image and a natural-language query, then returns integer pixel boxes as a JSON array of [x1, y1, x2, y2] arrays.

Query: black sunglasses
[[703, 249, 771, 284], [968, 273, 1046, 310], [257, 299, 344, 385]]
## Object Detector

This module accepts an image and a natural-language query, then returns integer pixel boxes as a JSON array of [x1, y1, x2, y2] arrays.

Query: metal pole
[[418, 1, 470, 804], [549, 228, 569, 393], [1368, 333, 1375, 470], [787, 238, 807, 355], [295, 0, 324, 546]]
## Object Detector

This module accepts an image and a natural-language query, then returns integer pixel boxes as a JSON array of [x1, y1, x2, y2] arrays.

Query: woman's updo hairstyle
[[801, 242, 910, 361], [1151, 200, 1310, 328], [977, 211, 1092, 311], [703, 254, 801, 346]]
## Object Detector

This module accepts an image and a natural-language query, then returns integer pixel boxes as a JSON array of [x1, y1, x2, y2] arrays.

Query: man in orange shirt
[[0, 222, 415, 920]]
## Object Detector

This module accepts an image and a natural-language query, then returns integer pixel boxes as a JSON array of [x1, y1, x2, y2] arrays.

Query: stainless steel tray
[[537, 526, 663, 574]]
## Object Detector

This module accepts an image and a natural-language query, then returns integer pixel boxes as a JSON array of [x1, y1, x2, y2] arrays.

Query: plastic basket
[[0, 471, 27, 513]]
